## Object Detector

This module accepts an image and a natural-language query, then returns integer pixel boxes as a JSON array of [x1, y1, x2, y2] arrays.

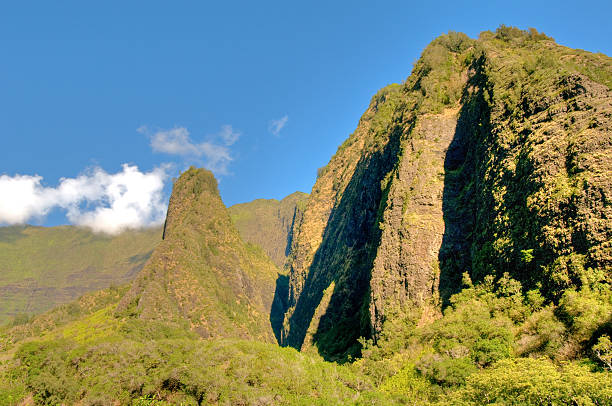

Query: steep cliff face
[[369, 107, 460, 335], [437, 33, 612, 303], [281, 33, 472, 359], [282, 28, 612, 360], [229, 192, 309, 269], [117, 168, 281, 342], [281, 83, 407, 359]]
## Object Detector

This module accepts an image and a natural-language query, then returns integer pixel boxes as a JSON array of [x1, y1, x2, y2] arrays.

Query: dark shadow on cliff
[[438, 54, 588, 303], [284, 125, 403, 362], [438, 54, 493, 305], [270, 273, 289, 344], [284, 208, 299, 258]]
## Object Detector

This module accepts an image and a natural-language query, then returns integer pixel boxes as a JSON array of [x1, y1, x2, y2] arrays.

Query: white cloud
[[268, 115, 288, 136], [198, 142, 233, 175], [0, 174, 57, 224], [0, 164, 169, 235], [147, 125, 241, 175], [218, 124, 240, 146], [150, 127, 200, 156]]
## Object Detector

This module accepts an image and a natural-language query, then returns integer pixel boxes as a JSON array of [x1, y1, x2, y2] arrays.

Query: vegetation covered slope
[[0, 225, 161, 324], [0, 27, 610, 406], [282, 26, 612, 361], [116, 167, 283, 342], [0, 171, 387, 405], [0, 285, 383, 405], [229, 191, 308, 269], [1, 267, 609, 405]]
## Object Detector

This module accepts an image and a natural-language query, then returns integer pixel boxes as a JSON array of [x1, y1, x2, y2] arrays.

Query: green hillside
[[282, 26, 612, 362], [1, 269, 609, 404], [116, 167, 283, 342], [0, 188, 309, 326], [0, 27, 610, 405], [0, 286, 386, 405], [0, 225, 161, 324], [229, 192, 308, 269]]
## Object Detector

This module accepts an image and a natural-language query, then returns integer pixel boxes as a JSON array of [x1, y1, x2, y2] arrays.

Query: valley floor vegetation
[[0, 272, 609, 405]]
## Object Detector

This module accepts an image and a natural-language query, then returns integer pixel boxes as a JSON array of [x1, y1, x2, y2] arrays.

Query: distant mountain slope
[[229, 192, 308, 268], [0, 225, 161, 324], [117, 167, 284, 342]]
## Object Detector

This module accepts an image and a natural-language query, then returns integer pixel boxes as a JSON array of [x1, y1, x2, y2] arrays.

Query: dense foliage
[[1, 273, 609, 404]]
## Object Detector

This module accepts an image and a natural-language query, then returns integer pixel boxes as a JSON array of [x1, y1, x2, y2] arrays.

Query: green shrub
[[379, 363, 438, 402], [417, 354, 478, 386], [557, 286, 612, 343], [515, 306, 566, 358], [593, 335, 612, 371], [450, 358, 612, 405]]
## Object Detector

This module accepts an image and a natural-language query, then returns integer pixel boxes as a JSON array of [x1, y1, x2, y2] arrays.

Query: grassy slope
[[229, 192, 308, 269], [283, 25, 612, 361], [0, 225, 161, 324], [0, 270, 609, 405]]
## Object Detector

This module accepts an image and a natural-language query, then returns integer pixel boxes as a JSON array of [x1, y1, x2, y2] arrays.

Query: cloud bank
[[147, 125, 240, 175], [0, 164, 168, 234], [268, 115, 288, 136]]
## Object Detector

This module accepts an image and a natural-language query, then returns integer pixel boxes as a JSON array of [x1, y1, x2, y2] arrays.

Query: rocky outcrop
[[117, 168, 281, 342]]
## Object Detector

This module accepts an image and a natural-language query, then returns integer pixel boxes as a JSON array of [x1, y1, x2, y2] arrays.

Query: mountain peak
[[118, 167, 282, 342], [162, 167, 218, 240], [281, 30, 612, 360]]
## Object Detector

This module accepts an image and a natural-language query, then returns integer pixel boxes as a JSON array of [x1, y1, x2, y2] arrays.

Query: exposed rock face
[[370, 108, 460, 335], [229, 192, 309, 269], [282, 29, 612, 360], [281, 84, 406, 359], [117, 168, 281, 342]]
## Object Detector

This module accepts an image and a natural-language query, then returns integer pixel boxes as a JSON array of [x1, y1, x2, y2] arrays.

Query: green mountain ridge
[[0, 190, 307, 327], [0, 225, 162, 324], [116, 167, 283, 342], [229, 191, 309, 269], [0, 27, 610, 405], [282, 26, 612, 361]]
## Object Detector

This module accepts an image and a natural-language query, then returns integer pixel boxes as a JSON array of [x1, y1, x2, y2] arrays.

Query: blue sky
[[1, 1, 610, 231]]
